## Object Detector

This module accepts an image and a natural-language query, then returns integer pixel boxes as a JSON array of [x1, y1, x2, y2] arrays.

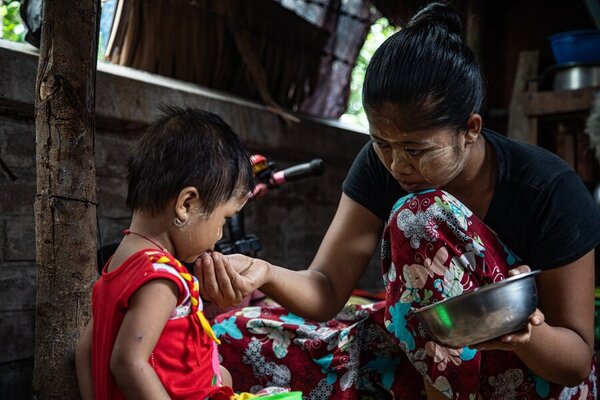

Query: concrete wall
[[0, 40, 382, 398]]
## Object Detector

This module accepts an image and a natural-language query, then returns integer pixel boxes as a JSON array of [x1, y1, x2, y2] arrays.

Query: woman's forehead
[[370, 120, 452, 145], [367, 101, 454, 138], [368, 103, 454, 144]]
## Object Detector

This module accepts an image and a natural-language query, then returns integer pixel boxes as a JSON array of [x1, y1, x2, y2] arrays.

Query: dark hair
[[363, 2, 484, 132], [126, 105, 254, 215]]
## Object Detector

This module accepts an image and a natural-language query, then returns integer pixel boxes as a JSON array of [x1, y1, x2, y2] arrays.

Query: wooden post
[[464, 0, 484, 63], [33, 0, 100, 398], [507, 50, 539, 144]]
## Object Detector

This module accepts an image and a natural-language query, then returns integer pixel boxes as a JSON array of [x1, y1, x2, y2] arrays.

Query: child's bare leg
[[424, 379, 447, 400], [220, 365, 233, 387]]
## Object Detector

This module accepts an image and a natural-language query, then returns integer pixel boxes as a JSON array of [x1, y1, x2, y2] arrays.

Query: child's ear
[[174, 186, 201, 224]]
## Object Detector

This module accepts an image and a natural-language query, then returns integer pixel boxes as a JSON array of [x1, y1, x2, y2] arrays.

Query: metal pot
[[549, 62, 600, 91]]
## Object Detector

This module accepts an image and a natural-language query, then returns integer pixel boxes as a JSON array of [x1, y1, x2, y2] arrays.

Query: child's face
[[180, 193, 248, 262]]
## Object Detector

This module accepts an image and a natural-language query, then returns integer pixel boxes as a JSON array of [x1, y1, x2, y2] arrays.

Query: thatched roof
[[106, 0, 377, 119]]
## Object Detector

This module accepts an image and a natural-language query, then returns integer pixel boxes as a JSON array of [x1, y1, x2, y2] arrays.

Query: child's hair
[[126, 105, 254, 215], [362, 2, 484, 132]]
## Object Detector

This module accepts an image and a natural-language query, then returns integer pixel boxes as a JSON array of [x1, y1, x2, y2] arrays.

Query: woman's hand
[[473, 308, 545, 351], [196, 252, 271, 309], [474, 264, 545, 351], [507, 264, 532, 277]]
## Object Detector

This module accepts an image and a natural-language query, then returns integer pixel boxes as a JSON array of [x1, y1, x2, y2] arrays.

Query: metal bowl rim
[[412, 270, 541, 315], [546, 61, 600, 71]]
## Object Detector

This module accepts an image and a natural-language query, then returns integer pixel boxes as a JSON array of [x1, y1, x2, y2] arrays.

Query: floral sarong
[[214, 189, 597, 399]]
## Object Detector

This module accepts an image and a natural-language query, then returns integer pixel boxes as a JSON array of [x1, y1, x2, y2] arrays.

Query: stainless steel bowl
[[412, 270, 541, 348], [550, 62, 600, 91]]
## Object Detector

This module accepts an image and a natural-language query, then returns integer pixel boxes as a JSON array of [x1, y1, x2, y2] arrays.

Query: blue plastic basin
[[549, 29, 600, 64]]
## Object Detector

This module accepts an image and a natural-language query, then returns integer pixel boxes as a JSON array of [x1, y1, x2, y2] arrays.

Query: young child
[[76, 106, 254, 399]]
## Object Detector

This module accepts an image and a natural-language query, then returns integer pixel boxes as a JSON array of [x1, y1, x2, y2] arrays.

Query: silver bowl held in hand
[[412, 270, 541, 348]]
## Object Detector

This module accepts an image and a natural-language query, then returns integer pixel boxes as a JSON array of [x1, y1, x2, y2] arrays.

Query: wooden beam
[[32, 0, 99, 398], [464, 0, 485, 61], [507, 50, 539, 143], [524, 87, 599, 117]]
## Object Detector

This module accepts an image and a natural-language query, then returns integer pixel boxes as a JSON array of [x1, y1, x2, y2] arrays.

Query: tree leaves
[[1, 1, 25, 43]]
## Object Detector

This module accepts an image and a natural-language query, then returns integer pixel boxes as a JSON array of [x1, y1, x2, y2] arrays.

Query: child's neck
[[127, 213, 175, 255]]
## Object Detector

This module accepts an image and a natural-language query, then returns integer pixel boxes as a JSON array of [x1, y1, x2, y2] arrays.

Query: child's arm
[[110, 279, 179, 399], [76, 319, 94, 400]]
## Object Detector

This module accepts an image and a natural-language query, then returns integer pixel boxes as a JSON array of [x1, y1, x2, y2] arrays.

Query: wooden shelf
[[524, 86, 599, 117], [508, 51, 599, 187]]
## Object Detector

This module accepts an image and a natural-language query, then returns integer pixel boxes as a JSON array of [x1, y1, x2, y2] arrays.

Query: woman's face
[[368, 108, 471, 192]]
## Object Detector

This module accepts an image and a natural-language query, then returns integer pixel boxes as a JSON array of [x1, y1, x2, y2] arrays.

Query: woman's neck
[[443, 135, 497, 218]]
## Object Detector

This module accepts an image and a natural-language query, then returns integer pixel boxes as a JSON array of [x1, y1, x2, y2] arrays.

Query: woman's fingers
[[220, 254, 249, 300], [529, 308, 545, 326], [475, 334, 521, 351], [476, 308, 545, 351], [500, 323, 532, 345], [198, 253, 223, 306], [197, 252, 269, 308], [224, 254, 270, 291], [197, 252, 234, 309], [508, 264, 531, 276], [211, 252, 238, 306]]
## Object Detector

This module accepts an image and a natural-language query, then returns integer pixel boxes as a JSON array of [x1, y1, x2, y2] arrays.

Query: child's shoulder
[[102, 249, 190, 303], [135, 250, 193, 309], [141, 249, 179, 266], [137, 249, 188, 277], [104, 249, 186, 280]]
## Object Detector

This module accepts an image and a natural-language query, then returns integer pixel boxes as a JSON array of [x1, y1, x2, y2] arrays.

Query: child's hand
[[474, 264, 545, 351], [197, 252, 270, 309]]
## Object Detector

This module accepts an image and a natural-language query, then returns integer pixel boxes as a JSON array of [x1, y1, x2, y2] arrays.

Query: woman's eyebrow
[[370, 133, 431, 146]]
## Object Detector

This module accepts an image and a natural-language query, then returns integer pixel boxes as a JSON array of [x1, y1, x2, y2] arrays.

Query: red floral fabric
[[214, 190, 597, 399]]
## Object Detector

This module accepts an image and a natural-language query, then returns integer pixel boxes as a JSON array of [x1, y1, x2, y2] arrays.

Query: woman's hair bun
[[407, 2, 463, 36]]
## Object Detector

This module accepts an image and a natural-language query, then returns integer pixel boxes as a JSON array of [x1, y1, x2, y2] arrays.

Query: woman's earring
[[173, 217, 188, 227]]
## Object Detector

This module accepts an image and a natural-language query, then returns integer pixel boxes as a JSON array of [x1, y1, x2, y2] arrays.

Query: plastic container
[[549, 29, 600, 64], [257, 392, 303, 400]]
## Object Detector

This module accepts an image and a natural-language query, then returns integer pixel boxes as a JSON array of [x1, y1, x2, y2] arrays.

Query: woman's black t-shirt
[[342, 128, 600, 270]]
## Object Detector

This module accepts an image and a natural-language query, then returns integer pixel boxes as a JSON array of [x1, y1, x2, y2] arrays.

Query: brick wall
[[0, 40, 382, 397]]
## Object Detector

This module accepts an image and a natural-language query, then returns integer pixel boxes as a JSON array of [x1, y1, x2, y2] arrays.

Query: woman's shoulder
[[483, 128, 574, 191]]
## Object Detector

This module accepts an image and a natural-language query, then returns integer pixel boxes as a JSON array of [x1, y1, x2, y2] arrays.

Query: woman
[[199, 3, 600, 398]]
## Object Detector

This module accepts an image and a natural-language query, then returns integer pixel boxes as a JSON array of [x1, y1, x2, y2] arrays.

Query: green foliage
[[1, 0, 25, 42], [1, 1, 106, 60], [341, 17, 397, 128]]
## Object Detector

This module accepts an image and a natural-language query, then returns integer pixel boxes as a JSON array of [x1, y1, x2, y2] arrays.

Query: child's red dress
[[92, 249, 234, 399]]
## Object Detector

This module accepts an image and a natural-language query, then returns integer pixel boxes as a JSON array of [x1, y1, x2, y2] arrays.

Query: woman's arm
[[263, 193, 385, 320], [478, 251, 595, 386], [514, 250, 595, 386], [76, 319, 94, 400], [199, 193, 384, 321], [110, 279, 178, 399]]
